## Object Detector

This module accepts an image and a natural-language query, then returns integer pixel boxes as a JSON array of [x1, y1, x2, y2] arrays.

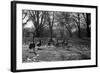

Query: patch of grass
[[22, 38, 91, 62]]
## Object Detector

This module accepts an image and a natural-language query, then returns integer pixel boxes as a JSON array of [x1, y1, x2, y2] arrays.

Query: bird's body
[[37, 40, 41, 47], [29, 42, 35, 49], [64, 41, 68, 46], [48, 42, 51, 46], [36, 40, 42, 50], [29, 42, 38, 56]]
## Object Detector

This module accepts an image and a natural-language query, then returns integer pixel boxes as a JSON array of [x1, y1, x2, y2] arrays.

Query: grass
[[22, 38, 91, 63]]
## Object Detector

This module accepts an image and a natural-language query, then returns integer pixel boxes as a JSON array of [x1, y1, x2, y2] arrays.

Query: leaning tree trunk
[[65, 25, 72, 37]]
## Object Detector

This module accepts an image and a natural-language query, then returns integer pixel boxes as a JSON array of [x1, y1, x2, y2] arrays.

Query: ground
[[22, 38, 91, 63]]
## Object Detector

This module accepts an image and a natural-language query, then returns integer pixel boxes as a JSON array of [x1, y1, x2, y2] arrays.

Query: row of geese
[[29, 40, 69, 50]]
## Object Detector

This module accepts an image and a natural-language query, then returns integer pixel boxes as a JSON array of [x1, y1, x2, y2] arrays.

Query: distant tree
[[55, 12, 72, 37], [46, 12, 55, 41], [71, 13, 82, 38], [22, 10, 31, 28], [62, 12, 73, 37]]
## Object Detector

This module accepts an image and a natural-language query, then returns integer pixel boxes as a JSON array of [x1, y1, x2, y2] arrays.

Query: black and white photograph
[[22, 10, 91, 62], [11, 1, 97, 72]]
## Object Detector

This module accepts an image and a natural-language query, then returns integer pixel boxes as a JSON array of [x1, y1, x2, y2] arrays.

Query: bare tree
[[22, 10, 48, 42], [55, 12, 72, 37], [29, 11, 47, 37]]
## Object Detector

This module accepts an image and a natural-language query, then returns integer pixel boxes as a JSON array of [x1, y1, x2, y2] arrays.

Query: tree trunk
[[78, 25, 81, 38], [77, 13, 81, 38], [49, 24, 53, 42], [36, 11, 40, 37], [35, 29, 40, 37], [32, 32, 35, 42], [86, 13, 91, 37]]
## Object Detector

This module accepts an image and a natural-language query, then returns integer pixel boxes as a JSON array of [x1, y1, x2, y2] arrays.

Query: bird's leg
[[32, 48, 37, 55]]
